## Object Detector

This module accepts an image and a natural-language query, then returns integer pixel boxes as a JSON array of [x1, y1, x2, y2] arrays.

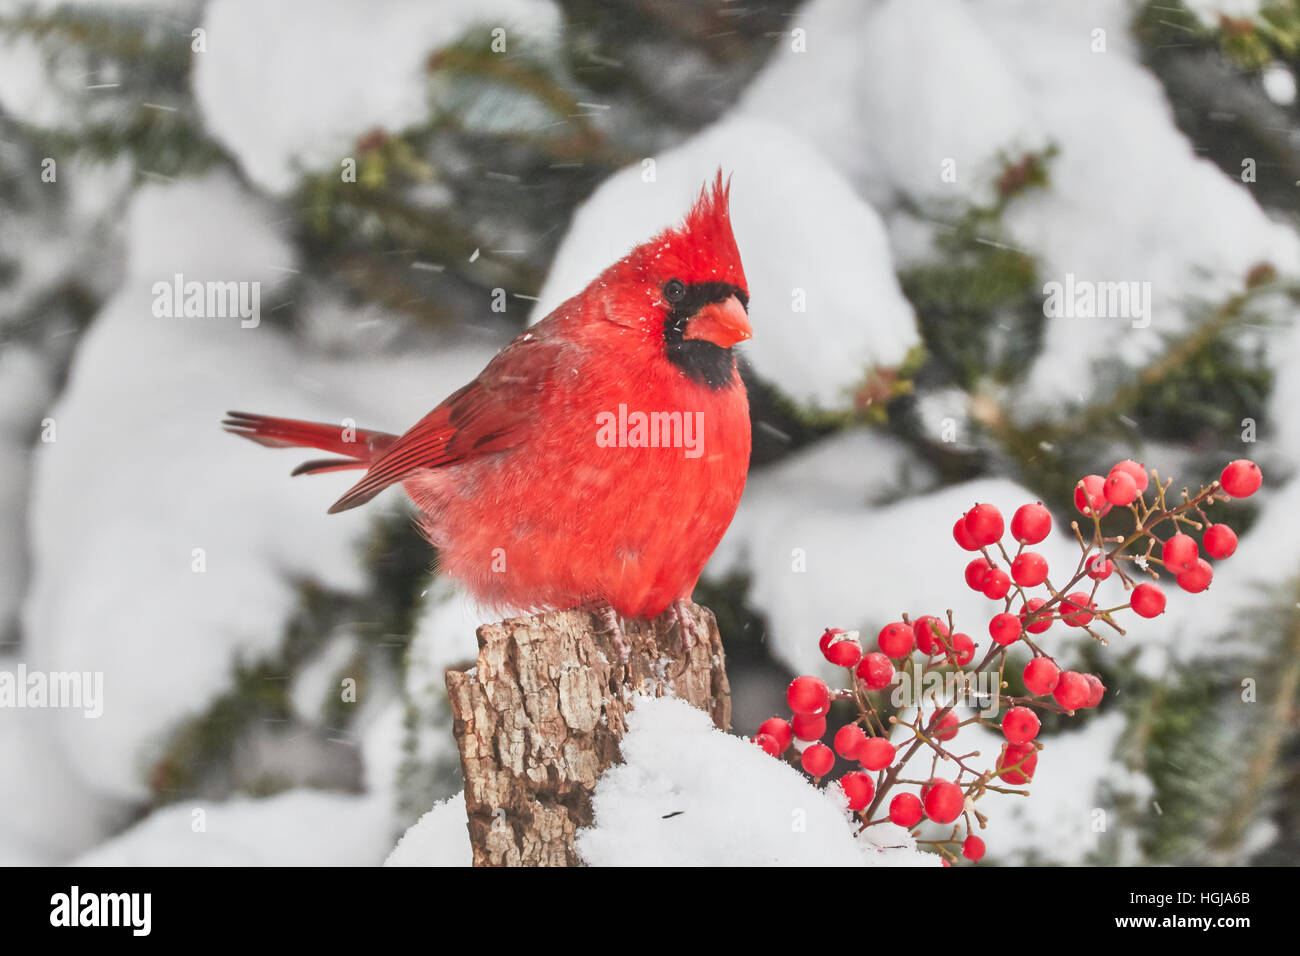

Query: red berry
[[787, 675, 830, 715], [1061, 592, 1095, 628], [1083, 673, 1106, 709], [989, 612, 1022, 646], [1074, 475, 1111, 517], [923, 780, 964, 824], [965, 557, 994, 591], [1177, 557, 1213, 593], [931, 711, 960, 742], [800, 742, 834, 777], [962, 835, 986, 862], [859, 737, 896, 771], [818, 627, 845, 656], [914, 616, 950, 655], [981, 569, 1012, 600], [1130, 582, 1166, 618], [950, 632, 976, 667], [757, 717, 792, 753], [1162, 533, 1198, 573], [1011, 502, 1052, 544], [1203, 524, 1237, 559], [889, 792, 923, 827], [1085, 553, 1114, 580], [1002, 706, 1040, 744], [964, 503, 1005, 546], [1103, 470, 1138, 507], [1109, 459, 1149, 493], [997, 742, 1038, 784], [1053, 671, 1090, 710], [834, 724, 867, 760], [1011, 551, 1049, 587], [1220, 459, 1262, 498], [792, 712, 826, 741], [1023, 657, 1060, 695], [856, 652, 895, 690], [752, 733, 781, 756], [877, 622, 915, 658], [953, 515, 981, 551], [824, 634, 862, 667], [838, 771, 875, 811], [1020, 597, 1052, 634]]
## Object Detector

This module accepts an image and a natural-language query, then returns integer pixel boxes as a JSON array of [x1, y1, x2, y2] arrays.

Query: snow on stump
[[444, 602, 730, 866]]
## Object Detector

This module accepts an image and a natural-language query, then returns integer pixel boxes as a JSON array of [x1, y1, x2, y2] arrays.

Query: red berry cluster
[[750, 458, 1261, 864]]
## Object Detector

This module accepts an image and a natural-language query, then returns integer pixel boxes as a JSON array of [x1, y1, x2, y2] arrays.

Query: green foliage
[[898, 150, 1054, 392]]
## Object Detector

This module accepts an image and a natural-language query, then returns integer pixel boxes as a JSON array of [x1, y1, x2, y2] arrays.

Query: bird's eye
[[664, 278, 687, 303]]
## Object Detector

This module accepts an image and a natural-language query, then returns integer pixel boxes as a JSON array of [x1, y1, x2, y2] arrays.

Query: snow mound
[[72, 790, 393, 866], [384, 793, 472, 866], [530, 115, 918, 412], [193, 0, 561, 193], [577, 696, 933, 866], [0, 679, 117, 865], [742, 0, 1046, 211]]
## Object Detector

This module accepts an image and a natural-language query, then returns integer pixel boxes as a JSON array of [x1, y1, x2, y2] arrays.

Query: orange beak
[[682, 295, 752, 348]]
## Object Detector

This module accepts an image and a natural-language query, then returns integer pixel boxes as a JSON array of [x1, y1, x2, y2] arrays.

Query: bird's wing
[[327, 336, 566, 514]]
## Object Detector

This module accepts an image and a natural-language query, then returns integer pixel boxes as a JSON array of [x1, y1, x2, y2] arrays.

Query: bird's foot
[[665, 599, 702, 652], [595, 604, 630, 662]]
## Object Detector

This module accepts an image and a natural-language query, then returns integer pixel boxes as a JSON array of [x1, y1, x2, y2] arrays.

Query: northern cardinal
[[225, 173, 751, 649]]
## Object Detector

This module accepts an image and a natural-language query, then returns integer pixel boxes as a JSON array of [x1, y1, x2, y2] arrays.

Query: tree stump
[[444, 602, 731, 866]]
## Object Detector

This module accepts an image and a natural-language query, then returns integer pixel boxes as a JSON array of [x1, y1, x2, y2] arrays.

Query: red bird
[[225, 174, 751, 649]]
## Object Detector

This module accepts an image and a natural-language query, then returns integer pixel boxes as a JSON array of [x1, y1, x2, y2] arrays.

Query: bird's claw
[[596, 604, 630, 662], [666, 599, 702, 652]]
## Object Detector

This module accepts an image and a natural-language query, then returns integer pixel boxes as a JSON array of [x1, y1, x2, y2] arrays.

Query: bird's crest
[[668, 170, 746, 293], [612, 170, 747, 297]]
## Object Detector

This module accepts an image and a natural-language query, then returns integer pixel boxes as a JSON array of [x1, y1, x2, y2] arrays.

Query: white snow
[[743, 0, 1046, 212], [1183, 0, 1264, 26], [530, 115, 918, 412], [577, 696, 932, 866], [0, 673, 120, 865], [289, 634, 360, 724], [384, 792, 472, 866], [193, 0, 562, 194], [1262, 63, 1297, 106], [72, 789, 394, 866]]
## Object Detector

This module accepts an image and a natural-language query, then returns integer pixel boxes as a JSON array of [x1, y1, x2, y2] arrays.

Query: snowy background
[[1, 0, 1298, 866]]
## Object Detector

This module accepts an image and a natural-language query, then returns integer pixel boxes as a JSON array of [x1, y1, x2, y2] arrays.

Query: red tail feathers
[[222, 411, 398, 486]]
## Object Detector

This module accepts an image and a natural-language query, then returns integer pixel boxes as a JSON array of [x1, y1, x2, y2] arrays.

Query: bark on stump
[[445, 602, 730, 866]]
